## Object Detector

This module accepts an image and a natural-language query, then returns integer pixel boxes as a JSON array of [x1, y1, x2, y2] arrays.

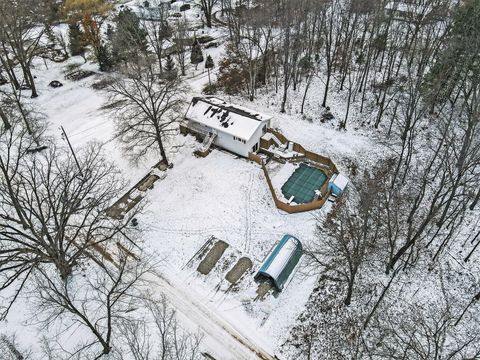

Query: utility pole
[[60, 126, 83, 177]]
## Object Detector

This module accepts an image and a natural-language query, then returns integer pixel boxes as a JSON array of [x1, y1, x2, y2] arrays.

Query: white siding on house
[[215, 131, 248, 157], [211, 121, 268, 157]]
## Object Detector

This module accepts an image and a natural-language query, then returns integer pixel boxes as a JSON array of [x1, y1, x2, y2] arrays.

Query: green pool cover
[[281, 163, 327, 204]]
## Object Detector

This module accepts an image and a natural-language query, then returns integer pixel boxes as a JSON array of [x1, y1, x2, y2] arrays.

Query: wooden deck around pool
[[249, 129, 339, 213]]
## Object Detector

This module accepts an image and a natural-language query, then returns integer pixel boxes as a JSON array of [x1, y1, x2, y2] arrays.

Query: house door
[[253, 142, 259, 152]]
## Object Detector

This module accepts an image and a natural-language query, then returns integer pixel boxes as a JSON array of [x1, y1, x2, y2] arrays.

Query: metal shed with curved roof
[[255, 235, 303, 292]]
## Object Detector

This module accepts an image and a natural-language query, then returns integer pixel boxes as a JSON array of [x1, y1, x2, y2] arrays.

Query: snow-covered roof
[[124, 2, 170, 20], [256, 234, 302, 291], [185, 97, 272, 140], [384, 1, 432, 15], [331, 173, 349, 190]]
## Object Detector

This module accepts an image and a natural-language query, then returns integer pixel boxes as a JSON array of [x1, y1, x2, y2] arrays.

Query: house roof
[[256, 234, 302, 291], [185, 97, 272, 140]]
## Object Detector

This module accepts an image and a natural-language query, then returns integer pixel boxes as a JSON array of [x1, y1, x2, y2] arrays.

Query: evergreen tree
[[68, 23, 85, 57], [205, 54, 214, 69], [98, 44, 113, 72], [106, 24, 114, 41], [163, 55, 177, 80], [205, 54, 214, 85], [190, 38, 204, 70], [111, 8, 148, 64]]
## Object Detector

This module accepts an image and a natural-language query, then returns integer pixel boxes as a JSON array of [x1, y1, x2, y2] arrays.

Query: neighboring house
[[255, 234, 303, 292], [182, 97, 272, 157], [384, 1, 441, 23], [126, 1, 171, 20], [171, 0, 195, 13]]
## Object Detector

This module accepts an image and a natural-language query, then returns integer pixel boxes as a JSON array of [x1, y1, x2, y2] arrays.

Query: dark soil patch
[[225, 257, 252, 284], [256, 278, 274, 300], [137, 174, 159, 192], [197, 240, 229, 275], [65, 70, 96, 81], [91, 77, 116, 90], [197, 35, 214, 44], [105, 193, 142, 220]]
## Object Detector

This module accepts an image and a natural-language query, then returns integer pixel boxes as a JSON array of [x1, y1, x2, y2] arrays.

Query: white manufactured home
[[183, 97, 272, 157]]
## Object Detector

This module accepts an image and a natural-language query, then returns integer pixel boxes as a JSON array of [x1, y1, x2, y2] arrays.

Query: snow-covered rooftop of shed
[[260, 237, 301, 282], [264, 239, 298, 279], [331, 173, 349, 190], [185, 97, 272, 140]]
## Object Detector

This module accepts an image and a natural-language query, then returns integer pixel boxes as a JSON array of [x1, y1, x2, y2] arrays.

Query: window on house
[[233, 136, 245, 143]]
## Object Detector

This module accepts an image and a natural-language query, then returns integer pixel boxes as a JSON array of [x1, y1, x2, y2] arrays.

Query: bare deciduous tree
[[172, 19, 188, 77], [366, 272, 480, 360], [0, 140, 130, 318], [115, 295, 203, 360], [33, 248, 151, 360], [200, 0, 218, 28], [106, 66, 185, 165], [306, 172, 381, 306], [0, 0, 48, 97], [140, 0, 171, 75]]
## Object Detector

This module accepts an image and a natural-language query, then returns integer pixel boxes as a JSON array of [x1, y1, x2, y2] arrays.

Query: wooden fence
[[263, 129, 338, 175], [248, 152, 330, 213]]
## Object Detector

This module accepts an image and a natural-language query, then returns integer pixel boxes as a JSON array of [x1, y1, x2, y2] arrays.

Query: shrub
[[202, 82, 218, 95]]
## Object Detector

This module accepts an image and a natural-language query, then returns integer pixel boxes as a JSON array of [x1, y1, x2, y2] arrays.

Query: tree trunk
[[0, 107, 11, 130], [300, 75, 312, 114], [280, 27, 291, 113], [321, 67, 330, 108], [341, 85, 352, 130], [0, 55, 20, 90], [155, 127, 169, 166], [55, 257, 74, 281], [205, 11, 212, 28], [344, 276, 354, 306], [470, 187, 480, 210], [23, 65, 38, 98], [363, 270, 397, 329]]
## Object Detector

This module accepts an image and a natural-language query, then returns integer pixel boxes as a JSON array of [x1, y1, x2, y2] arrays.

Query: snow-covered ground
[[139, 141, 322, 350], [1, 7, 387, 359]]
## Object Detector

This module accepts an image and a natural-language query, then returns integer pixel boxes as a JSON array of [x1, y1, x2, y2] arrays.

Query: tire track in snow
[[148, 225, 243, 236], [244, 172, 254, 253]]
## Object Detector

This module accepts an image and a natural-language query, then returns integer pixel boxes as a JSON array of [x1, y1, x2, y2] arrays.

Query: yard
[[137, 142, 322, 351]]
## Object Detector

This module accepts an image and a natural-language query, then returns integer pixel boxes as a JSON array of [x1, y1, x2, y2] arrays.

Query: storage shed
[[183, 97, 272, 157], [328, 173, 349, 196], [255, 235, 303, 292]]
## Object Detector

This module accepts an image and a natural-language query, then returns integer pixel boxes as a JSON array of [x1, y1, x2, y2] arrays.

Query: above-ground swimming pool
[[281, 163, 327, 203]]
